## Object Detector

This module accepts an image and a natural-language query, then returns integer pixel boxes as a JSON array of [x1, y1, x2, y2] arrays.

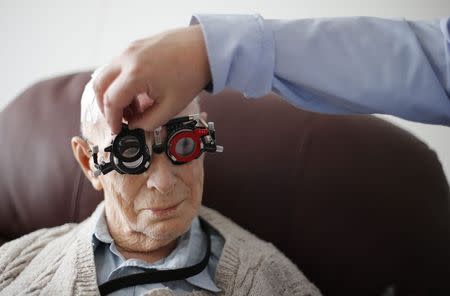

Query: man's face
[[92, 104, 204, 251]]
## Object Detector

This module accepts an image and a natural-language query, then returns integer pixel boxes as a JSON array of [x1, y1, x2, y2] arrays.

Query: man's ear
[[71, 136, 103, 191]]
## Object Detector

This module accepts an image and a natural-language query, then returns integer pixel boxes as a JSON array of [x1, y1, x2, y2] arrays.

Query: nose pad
[[145, 153, 176, 194], [145, 126, 167, 154], [144, 132, 153, 151]]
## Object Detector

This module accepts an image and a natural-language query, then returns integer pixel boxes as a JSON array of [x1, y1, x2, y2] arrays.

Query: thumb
[[128, 98, 178, 131]]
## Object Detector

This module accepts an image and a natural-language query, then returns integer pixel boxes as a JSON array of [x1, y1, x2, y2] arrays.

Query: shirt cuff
[[440, 16, 450, 43], [190, 14, 275, 98]]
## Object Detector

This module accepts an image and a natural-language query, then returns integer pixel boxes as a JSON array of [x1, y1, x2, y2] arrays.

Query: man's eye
[[175, 137, 196, 156], [118, 136, 140, 158]]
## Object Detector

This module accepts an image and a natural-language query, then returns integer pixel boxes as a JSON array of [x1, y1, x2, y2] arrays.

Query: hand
[[93, 25, 211, 134]]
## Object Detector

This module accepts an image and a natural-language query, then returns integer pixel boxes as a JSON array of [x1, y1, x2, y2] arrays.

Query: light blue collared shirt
[[191, 14, 450, 126], [91, 205, 224, 296]]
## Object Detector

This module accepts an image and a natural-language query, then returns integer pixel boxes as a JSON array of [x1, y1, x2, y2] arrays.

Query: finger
[[103, 72, 147, 134], [93, 64, 121, 115], [104, 97, 124, 134], [136, 92, 154, 112], [124, 94, 154, 124], [128, 98, 177, 131]]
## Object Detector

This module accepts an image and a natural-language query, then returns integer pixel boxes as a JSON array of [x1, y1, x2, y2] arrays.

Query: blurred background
[[0, 0, 449, 182]]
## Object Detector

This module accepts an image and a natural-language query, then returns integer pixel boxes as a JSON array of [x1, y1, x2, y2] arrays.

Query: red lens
[[168, 130, 202, 163]]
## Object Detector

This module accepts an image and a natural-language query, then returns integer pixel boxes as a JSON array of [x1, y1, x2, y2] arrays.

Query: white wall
[[1, 0, 449, 182]]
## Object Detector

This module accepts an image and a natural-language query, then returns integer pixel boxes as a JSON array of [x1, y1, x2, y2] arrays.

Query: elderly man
[[0, 70, 322, 296]]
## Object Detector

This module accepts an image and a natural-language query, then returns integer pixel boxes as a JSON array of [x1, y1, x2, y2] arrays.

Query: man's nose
[[145, 154, 176, 194]]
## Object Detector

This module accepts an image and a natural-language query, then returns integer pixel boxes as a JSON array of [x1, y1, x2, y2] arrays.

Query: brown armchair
[[0, 72, 449, 295]]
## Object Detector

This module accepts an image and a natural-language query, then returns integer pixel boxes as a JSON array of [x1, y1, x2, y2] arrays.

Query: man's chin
[[134, 213, 194, 243]]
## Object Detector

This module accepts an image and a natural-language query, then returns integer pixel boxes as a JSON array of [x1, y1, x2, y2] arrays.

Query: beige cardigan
[[0, 204, 322, 296]]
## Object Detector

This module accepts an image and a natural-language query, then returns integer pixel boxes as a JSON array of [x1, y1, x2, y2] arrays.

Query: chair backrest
[[0, 72, 449, 295]]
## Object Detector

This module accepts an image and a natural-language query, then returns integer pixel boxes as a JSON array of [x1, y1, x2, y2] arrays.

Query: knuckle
[[92, 80, 100, 93], [127, 68, 140, 79], [124, 39, 142, 54], [132, 38, 145, 45], [111, 54, 122, 65], [126, 63, 143, 79]]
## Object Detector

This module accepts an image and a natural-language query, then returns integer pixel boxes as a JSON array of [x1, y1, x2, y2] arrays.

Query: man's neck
[[115, 239, 178, 264]]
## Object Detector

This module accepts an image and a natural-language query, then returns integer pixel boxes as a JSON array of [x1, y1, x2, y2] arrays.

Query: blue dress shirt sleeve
[[191, 14, 450, 126]]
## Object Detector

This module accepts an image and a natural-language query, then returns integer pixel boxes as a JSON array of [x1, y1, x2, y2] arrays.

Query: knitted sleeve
[[0, 224, 76, 291]]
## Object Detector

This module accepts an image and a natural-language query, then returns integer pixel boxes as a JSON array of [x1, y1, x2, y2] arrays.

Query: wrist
[[190, 25, 212, 91]]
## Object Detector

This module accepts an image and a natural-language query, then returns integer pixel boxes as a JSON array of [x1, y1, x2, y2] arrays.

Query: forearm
[[192, 14, 450, 126]]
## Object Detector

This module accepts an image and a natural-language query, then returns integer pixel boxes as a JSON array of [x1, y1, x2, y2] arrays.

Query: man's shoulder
[[0, 223, 78, 254], [199, 206, 322, 296], [0, 219, 94, 294], [199, 206, 267, 245], [0, 219, 91, 279], [199, 206, 286, 262], [0, 202, 103, 256]]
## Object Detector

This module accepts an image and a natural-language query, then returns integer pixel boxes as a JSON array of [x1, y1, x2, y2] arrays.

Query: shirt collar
[[90, 203, 221, 293]]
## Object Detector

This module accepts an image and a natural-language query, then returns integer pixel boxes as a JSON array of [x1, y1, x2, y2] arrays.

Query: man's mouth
[[145, 200, 184, 217]]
